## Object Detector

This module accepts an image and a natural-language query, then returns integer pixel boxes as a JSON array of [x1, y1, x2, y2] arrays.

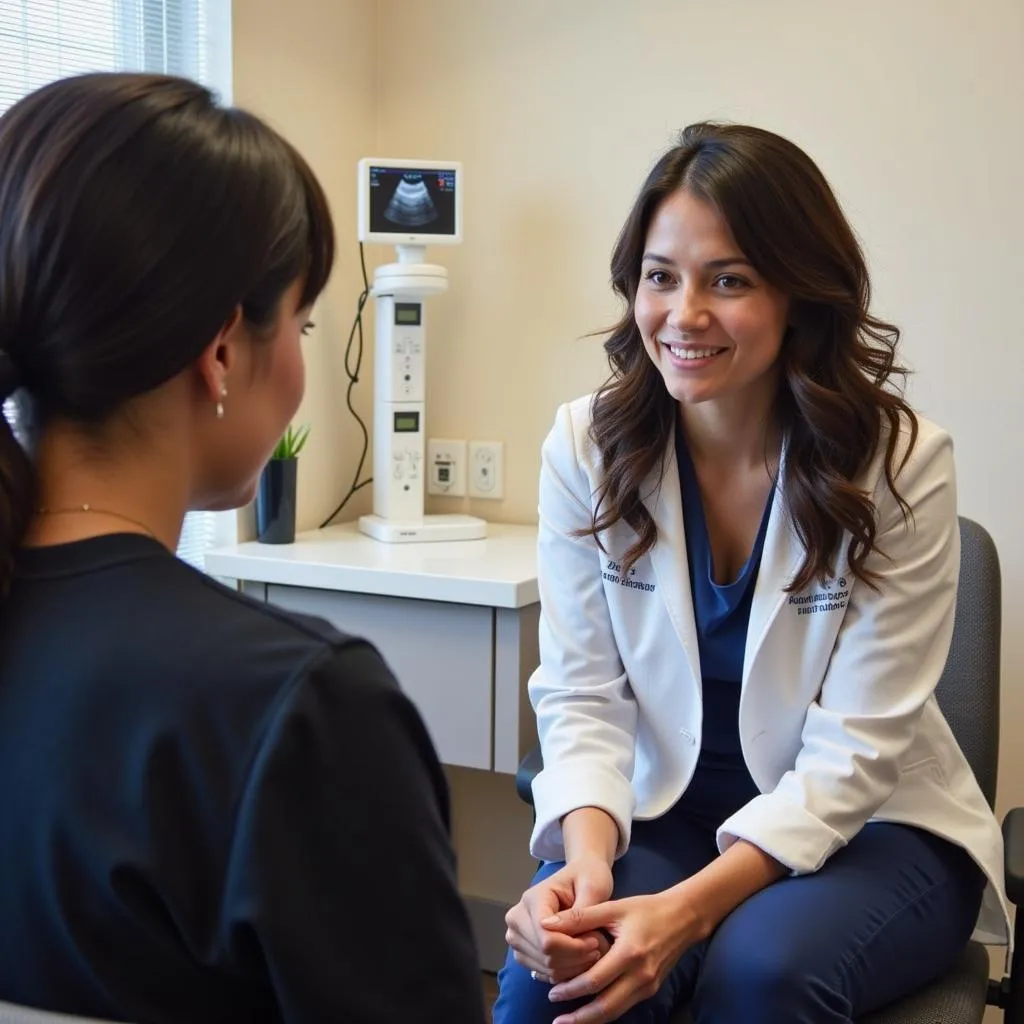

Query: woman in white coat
[[493, 123, 1007, 1024]]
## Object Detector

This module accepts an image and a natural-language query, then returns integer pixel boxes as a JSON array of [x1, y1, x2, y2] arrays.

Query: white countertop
[[204, 521, 540, 608]]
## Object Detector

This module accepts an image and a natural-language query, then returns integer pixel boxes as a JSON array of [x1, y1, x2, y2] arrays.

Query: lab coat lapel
[[742, 447, 804, 690], [645, 424, 702, 688]]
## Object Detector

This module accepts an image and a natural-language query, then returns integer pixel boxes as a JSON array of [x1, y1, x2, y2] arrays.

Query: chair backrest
[[934, 516, 1001, 808], [0, 1003, 120, 1024]]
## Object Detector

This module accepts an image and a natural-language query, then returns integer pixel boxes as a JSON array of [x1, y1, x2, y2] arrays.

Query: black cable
[[320, 243, 373, 528]]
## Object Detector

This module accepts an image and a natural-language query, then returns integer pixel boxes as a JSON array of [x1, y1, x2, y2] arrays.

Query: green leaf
[[271, 422, 311, 460], [292, 423, 311, 457]]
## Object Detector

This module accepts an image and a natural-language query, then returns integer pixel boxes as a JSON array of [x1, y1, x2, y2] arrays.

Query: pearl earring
[[216, 384, 227, 420]]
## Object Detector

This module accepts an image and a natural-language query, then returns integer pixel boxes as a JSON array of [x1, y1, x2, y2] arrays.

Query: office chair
[[516, 517, 1024, 1024]]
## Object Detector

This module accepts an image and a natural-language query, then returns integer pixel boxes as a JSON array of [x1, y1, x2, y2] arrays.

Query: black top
[[0, 534, 486, 1024]]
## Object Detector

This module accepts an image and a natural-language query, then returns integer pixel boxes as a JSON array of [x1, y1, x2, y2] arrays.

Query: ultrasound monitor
[[357, 158, 463, 246]]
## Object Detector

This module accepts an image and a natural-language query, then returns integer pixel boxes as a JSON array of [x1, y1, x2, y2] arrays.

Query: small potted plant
[[255, 423, 310, 544]]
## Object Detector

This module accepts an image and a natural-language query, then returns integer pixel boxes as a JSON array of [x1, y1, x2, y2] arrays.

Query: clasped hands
[[504, 853, 705, 1024]]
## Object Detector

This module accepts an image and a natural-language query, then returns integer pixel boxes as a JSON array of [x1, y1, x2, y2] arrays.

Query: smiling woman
[[587, 122, 916, 594], [634, 190, 790, 418], [494, 122, 1005, 1024]]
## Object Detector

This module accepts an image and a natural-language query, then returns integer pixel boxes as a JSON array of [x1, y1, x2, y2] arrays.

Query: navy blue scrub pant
[[492, 807, 985, 1023]]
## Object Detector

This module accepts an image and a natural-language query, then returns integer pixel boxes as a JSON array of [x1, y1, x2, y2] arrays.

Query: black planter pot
[[256, 458, 297, 544]]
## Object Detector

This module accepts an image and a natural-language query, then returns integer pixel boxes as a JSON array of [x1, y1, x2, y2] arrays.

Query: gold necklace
[[35, 503, 159, 541]]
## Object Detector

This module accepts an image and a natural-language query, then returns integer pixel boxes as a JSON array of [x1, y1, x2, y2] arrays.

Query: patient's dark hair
[[0, 72, 335, 592], [586, 122, 916, 591]]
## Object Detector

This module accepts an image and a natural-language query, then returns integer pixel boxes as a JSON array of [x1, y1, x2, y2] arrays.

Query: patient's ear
[[195, 305, 244, 404]]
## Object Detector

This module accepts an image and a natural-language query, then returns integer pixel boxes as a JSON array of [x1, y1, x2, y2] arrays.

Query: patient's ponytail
[[0, 355, 35, 596]]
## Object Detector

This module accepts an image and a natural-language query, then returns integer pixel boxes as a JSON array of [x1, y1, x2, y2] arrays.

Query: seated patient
[[0, 73, 485, 1024], [494, 123, 1007, 1024]]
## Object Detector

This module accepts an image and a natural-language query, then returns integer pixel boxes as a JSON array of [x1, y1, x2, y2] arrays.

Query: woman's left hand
[[539, 889, 707, 1024]]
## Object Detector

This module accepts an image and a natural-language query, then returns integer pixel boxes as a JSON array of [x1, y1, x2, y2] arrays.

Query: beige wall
[[234, 0, 379, 532], [235, 0, 1024, 983], [374, 0, 1024, 894]]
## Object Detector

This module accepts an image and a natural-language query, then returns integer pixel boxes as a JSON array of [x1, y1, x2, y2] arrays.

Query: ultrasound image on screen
[[368, 167, 457, 236]]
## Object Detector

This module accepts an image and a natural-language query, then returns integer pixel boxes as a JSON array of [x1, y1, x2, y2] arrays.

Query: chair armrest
[[516, 744, 543, 807], [1002, 807, 1024, 906]]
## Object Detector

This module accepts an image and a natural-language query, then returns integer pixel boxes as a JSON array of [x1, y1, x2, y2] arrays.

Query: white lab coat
[[528, 394, 1009, 947]]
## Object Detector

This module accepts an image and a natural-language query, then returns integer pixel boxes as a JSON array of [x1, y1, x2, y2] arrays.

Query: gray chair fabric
[[0, 1003, 119, 1024], [855, 516, 1001, 1022], [669, 944, 992, 1024], [672, 516, 1003, 1024], [933, 517, 1001, 809], [859, 943, 992, 1024]]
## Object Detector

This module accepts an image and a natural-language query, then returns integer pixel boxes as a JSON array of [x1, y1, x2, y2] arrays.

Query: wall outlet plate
[[427, 438, 467, 496], [469, 441, 504, 499]]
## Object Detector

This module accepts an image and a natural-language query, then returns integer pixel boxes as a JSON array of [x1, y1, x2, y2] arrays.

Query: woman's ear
[[195, 305, 244, 403]]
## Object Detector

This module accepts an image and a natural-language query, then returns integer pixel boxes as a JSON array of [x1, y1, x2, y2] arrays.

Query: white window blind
[[0, 0, 231, 116], [0, 0, 233, 570]]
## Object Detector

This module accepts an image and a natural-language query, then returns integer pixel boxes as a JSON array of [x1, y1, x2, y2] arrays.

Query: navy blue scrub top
[[675, 432, 775, 826]]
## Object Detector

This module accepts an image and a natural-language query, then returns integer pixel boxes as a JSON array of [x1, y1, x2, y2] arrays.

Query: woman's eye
[[643, 269, 671, 286], [301, 321, 316, 336], [715, 274, 749, 291]]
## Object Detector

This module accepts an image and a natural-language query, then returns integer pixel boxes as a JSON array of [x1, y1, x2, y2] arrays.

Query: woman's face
[[192, 279, 310, 511], [634, 189, 790, 410]]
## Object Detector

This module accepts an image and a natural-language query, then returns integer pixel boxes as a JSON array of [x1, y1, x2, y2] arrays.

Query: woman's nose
[[666, 286, 711, 334]]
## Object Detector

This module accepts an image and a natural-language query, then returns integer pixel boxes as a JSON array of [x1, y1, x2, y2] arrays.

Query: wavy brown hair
[[586, 122, 916, 592]]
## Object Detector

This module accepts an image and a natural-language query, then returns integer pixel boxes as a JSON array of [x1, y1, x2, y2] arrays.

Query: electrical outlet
[[427, 438, 467, 497], [469, 441, 504, 499]]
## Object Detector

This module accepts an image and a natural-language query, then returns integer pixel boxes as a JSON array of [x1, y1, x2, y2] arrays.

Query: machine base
[[358, 513, 488, 543]]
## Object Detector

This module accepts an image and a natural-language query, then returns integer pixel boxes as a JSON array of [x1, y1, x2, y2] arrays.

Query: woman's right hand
[[505, 853, 615, 984]]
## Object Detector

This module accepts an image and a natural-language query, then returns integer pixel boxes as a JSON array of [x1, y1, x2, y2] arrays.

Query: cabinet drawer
[[265, 585, 493, 769]]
